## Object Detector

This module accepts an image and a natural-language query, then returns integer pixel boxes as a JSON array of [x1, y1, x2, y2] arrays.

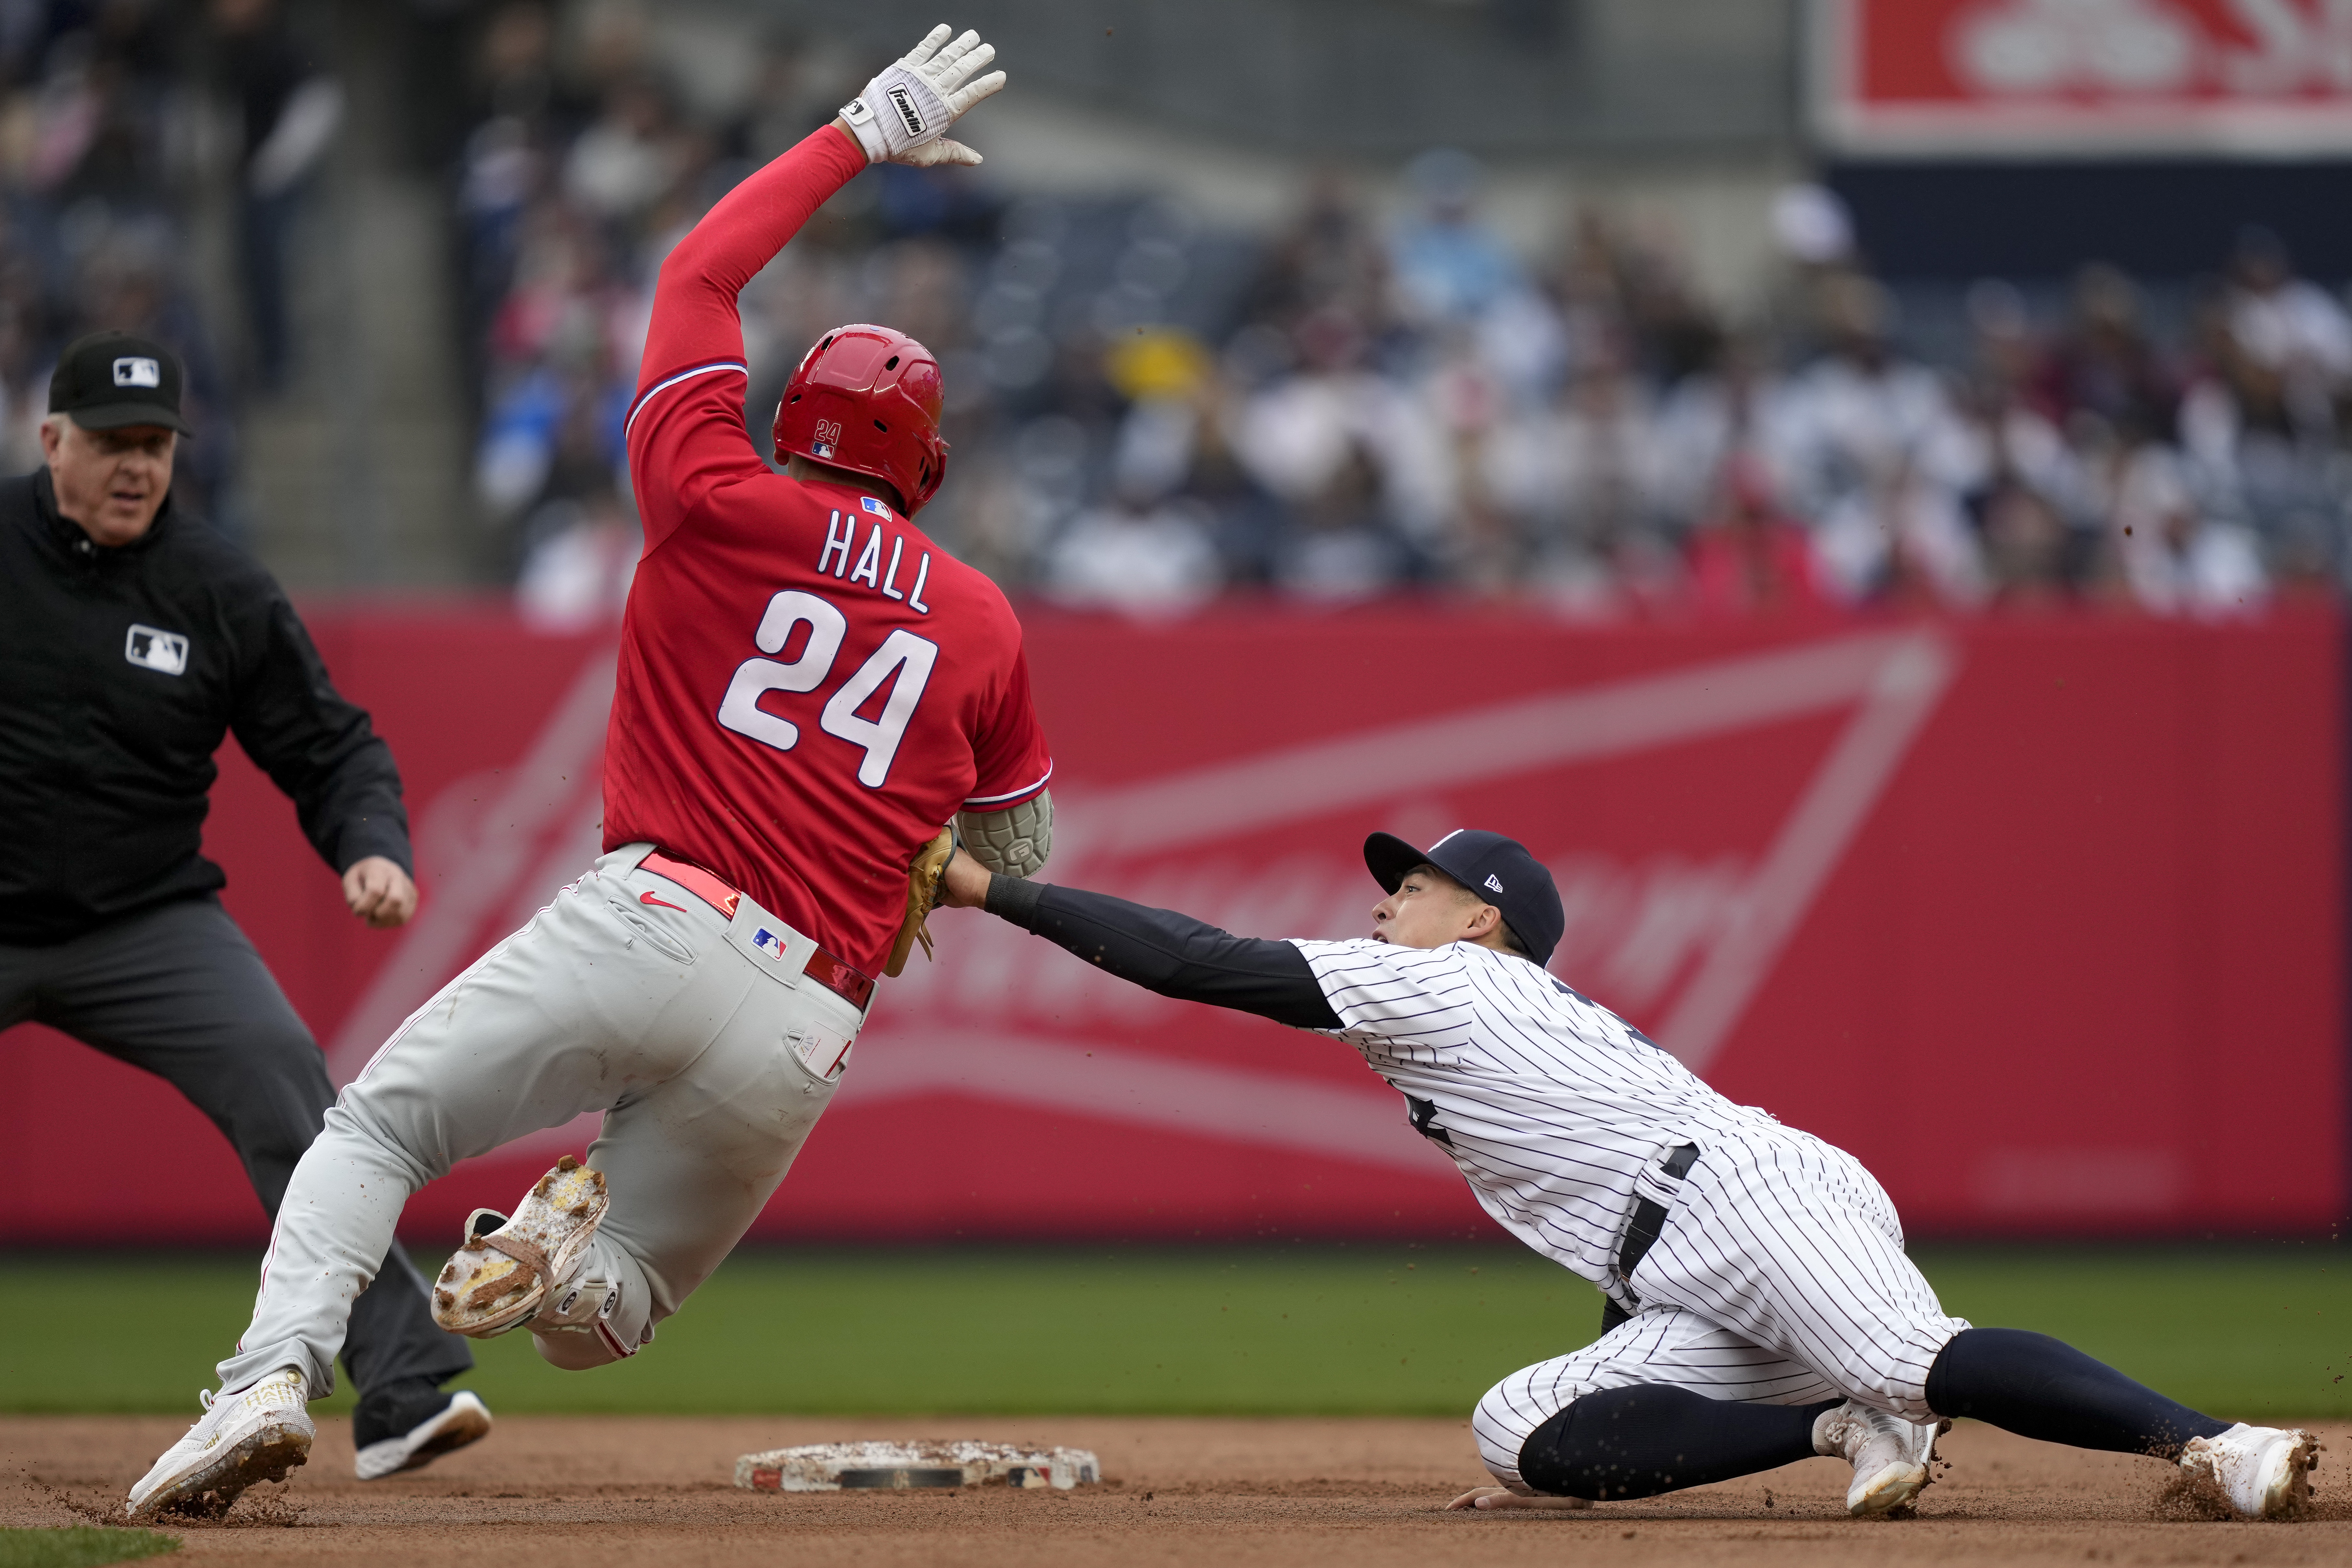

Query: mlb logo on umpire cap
[[113, 356, 161, 388]]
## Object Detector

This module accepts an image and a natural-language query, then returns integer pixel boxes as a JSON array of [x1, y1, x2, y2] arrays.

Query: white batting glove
[[838, 24, 1005, 168]]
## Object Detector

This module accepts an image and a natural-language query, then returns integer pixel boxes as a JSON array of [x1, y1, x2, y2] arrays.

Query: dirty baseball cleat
[[353, 1386, 494, 1481], [2179, 1423, 2318, 1519], [430, 1155, 608, 1338], [127, 1367, 312, 1518], [1815, 1400, 1944, 1517]]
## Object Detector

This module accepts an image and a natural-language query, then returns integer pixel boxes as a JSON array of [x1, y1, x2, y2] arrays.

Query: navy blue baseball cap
[[1363, 828, 1564, 967]]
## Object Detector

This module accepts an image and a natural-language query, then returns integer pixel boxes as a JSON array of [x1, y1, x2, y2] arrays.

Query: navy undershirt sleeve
[[983, 875, 1342, 1029]]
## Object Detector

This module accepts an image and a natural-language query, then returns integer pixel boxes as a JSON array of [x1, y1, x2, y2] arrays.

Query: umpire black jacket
[[0, 468, 412, 945]]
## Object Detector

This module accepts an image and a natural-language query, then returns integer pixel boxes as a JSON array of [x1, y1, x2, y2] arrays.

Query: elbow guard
[[957, 789, 1052, 878]]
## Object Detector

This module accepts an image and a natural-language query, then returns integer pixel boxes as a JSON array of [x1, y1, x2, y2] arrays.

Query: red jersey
[[609, 126, 1051, 976]]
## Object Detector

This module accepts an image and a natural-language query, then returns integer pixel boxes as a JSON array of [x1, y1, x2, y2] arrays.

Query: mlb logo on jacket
[[124, 624, 188, 675]]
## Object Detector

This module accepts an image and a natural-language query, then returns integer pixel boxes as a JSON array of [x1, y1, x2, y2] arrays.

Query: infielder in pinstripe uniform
[[938, 827, 2319, 1520]]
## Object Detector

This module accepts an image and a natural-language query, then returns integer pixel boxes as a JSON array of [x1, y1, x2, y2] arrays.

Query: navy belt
[[1603, 1142, 1699, 1333]]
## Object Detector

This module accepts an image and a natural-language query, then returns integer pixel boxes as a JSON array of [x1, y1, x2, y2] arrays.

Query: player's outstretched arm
[[626, 24, 1004, 549], [940, 851, 1340, 1028]]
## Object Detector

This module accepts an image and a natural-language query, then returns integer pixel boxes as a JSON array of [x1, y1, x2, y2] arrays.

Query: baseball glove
[[886, 826, 956, 977]]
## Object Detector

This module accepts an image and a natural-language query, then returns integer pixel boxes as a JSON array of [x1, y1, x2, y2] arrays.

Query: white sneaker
[[2179, 1423, 2318, 1519], [1814, 1400, 1944, 1517], [429, 1155, 608, 1338], [126, 1367, 313, 1519]]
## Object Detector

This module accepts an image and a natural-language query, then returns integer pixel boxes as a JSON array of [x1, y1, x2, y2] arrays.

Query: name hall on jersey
[[818, 506, 932, 613]]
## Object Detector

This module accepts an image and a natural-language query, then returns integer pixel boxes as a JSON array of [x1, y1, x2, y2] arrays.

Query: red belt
[[639, 851, 875, 1011]]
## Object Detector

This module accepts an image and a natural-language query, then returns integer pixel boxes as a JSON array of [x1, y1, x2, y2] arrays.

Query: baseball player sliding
[[936, 828, 2318, 1521], [131, 24, 1047, 1518]]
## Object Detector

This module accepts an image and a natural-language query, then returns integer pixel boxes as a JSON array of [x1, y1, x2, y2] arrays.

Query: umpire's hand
[[342, 855, 418, 928]]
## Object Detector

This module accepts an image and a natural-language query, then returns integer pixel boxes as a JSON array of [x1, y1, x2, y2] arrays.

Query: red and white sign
[[1816, 0, 2352, 154], [1, 605, 2342, 1244]]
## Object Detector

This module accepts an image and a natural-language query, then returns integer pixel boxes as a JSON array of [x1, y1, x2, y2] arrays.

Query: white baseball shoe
[[126, 1367, 312, 1519], [429, 1155, 608, 1338], [2178, 1423, 2318, 1519], [1814, 1400, 1945, 1517]]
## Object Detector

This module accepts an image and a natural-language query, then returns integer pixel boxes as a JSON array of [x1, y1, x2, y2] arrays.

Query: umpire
[[0, 332, 490, 1480]]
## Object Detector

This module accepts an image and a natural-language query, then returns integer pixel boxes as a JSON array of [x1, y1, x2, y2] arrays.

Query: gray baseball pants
[[0, 895, 472, 1407], [219, 844, 862, 1396]]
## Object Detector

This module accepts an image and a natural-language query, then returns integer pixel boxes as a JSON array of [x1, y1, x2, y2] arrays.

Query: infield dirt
[[5, 1415, 2349, 1566]]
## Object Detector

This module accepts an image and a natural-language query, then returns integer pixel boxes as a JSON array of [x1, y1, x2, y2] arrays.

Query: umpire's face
[[42, 415, 176, 548]]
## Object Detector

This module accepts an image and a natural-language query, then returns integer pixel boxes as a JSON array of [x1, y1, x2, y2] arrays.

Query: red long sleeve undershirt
[[626, 124, 868, 553]]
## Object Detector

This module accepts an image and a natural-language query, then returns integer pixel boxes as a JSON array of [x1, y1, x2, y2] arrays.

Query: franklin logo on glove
[[886, 85, 927, 138]]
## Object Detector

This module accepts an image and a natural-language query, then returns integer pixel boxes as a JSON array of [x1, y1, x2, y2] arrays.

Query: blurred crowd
[[0, 0, 339, 531], [460, 5, 2352, 625]]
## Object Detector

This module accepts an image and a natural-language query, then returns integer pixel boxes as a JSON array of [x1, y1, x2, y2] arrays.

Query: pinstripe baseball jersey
[[1290, 937, 1778, 1296]]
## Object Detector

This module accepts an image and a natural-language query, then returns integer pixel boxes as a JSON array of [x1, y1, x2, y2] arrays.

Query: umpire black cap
[[48, 330, 194, 435], [1363, 828, 1564, 967]]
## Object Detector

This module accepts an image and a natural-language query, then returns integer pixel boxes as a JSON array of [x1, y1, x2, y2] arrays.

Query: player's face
[[42, 418, 176, 546], [1371, 866, 1497, 950]]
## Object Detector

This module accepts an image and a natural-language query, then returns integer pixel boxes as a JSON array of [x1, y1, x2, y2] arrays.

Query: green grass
[[1, 1244, 2346, 1420], [0, 1528, 176, 1568]]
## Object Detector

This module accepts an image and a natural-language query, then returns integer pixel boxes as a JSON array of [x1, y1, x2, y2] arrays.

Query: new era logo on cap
[[112, 356, 160, 388], [1485, 873, 1505, 893]]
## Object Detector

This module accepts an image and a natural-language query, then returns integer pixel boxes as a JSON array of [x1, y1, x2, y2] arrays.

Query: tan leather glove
[[886, 826, 956, 977]]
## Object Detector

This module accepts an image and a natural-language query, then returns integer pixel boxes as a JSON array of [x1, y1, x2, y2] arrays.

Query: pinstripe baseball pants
[[1474, 1125, 1970, 1490]]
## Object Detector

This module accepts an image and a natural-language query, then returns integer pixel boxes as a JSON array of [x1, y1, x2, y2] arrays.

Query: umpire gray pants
[[0, 894, 472, 1406]]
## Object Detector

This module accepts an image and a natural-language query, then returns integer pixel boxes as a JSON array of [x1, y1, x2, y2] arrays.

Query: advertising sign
[[1816, 0, 2352, 154], [3, 607, 2341, 1244]]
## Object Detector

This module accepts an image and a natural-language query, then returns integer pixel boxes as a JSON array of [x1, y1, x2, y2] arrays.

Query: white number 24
[[716, 590, 937, 787]]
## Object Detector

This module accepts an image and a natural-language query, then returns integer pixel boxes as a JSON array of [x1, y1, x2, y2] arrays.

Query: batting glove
[[839, 24, 1005, 168]]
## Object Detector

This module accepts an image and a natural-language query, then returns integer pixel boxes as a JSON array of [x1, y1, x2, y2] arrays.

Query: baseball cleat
[[127, 1367, 312, 1518], [354, 1389, 494, 1481], [2179, 1423, 2318, 1519], [1815, 1400, 1945, 1517], [429, 1155, 608, 1338]]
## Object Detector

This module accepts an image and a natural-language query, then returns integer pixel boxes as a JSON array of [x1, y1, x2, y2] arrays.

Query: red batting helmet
[[772, 324, 949, 515]]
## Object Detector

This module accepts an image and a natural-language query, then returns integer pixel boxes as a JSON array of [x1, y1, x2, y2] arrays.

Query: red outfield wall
[[4, 606, 2342, 1244]]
